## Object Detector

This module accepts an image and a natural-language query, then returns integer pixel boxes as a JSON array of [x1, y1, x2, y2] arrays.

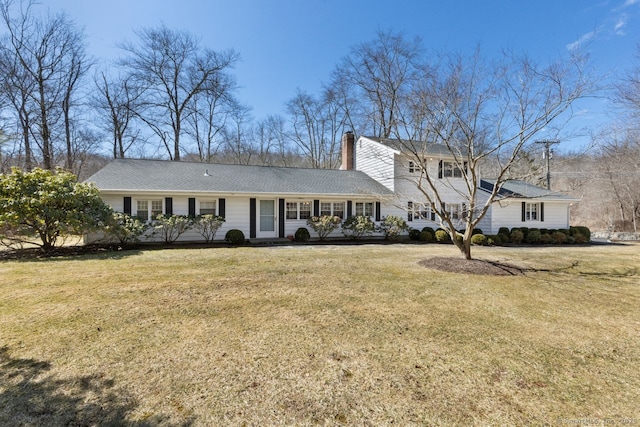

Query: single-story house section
[[85, 158, 393, 241], [476, 179, 581, 233]]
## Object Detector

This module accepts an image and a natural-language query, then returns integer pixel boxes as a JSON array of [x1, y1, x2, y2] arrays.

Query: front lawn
[[1, 243, 638, 425]]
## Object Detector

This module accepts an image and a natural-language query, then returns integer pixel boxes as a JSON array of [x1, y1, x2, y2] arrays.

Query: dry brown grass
[[1, 243, 639, 426]]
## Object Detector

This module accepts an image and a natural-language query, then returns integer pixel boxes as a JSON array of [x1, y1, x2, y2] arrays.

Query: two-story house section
[[341, 133, 473, 231]]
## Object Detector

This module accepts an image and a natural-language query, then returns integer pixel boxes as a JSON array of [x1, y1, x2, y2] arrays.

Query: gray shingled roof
[[480, 179, 579, 201], [364, 136, 455, 157], [85, 159, 393, 196]]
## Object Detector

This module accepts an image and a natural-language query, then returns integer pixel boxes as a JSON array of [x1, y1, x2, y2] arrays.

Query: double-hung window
[[355, 202, 373, 217], [285, 201, 312, 220], [525, 202, 539, 221], [136, 199, 163, 221], [199, 200, 216, 215], [445, 203, 463, 220], [441, 161, 464, 178], [320, 201, 345, 219], [412, 202, 430, 220]]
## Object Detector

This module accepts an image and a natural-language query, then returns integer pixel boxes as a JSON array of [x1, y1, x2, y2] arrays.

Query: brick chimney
[[341, 131, 355, 170]]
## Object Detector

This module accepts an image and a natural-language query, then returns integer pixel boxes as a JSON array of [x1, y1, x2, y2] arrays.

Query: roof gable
[[85, 159, 393, 196], [363, 136, 455, 157]]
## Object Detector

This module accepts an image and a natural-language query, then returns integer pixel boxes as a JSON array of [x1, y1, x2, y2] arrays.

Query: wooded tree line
[[0, 0, 639, 233]]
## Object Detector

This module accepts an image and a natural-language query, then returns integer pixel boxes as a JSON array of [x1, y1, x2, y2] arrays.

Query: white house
[[85, 132, 579, 241], [342, 133, 579, 234]]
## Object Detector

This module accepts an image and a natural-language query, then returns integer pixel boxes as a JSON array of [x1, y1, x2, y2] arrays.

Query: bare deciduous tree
[[330, 29, 424, 139], [0, 0, 88, 170], [92, 71, 142, 159], [118, 25, 239, 161], [393, 49, 592, 259], [285, 89, 346, 169]]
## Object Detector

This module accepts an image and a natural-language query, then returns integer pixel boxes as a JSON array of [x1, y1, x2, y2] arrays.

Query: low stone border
[[592, 231, 640, 241]]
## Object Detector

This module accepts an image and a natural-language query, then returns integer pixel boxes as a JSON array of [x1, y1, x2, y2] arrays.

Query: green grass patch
[[1, 244, 639, 425]]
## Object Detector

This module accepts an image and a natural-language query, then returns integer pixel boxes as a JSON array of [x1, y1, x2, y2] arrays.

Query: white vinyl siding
[[355, 137, 397, 191]]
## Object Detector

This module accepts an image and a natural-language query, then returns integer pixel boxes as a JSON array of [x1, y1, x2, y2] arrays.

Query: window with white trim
[[285, 201, 312, 220], [136, 199, 163, 221], [409, 159, 426, 173], [355, 202, 373, 217], [411, 202, 430, 220], [320, 201, 345, 219], [199, 200, 216, 215], [442, 161, 464, 178], [525, 202, 539, 221], [444, 203, 464, 220]]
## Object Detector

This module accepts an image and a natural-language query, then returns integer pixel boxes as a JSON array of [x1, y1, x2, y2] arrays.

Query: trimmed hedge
[[419, 230, 433, 243], [225, 229, 245, 245], [435, 229, 451, 243], [295, 227, 310, 242], [471, 233, 487, 246]]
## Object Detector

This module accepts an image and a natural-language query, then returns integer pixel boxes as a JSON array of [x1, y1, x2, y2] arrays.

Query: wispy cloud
[[623, 0, 639, 7], [566, 30, 597, 51], [614, 15, 628, 34]]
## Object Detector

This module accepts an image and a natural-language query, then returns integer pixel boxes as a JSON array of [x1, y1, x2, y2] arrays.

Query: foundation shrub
[[497, 233, 510, 245], [342, 216, 375, 240], [510, 229, 524, 244], [421, 226, 435, 235], [225, 229, 246, 245], [498, 227, 510, 237], [408, 229, 421, 241], [435, 229, 451, 243], [471, 233, 487, 246], [419, 230, 433, 243], [551, 231, 567, 244], [377, 215, 409, 240], [294, 227, 310, 242], [526, 230, 542, 244]]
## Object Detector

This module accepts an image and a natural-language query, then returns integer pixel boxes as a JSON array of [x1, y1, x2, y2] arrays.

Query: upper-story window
[[409, 159, 427, 173], [441, 161, 464, 178]]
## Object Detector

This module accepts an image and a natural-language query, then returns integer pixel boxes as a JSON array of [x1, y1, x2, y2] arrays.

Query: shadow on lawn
[[0, 346, 191, 426], [0, 245, 144, 262]]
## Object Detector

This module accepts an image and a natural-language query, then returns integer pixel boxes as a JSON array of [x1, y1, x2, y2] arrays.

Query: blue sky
[[41, 0, 640, 150]]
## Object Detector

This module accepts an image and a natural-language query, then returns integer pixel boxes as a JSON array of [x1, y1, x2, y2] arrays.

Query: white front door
[[258, 199, 276, 238]]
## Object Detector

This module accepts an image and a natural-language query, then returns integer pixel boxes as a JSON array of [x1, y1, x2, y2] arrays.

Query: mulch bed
[[419, 256, 525, 276]]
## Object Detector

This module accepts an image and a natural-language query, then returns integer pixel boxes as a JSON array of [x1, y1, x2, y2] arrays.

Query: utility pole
[[536, 140, 560, 190]]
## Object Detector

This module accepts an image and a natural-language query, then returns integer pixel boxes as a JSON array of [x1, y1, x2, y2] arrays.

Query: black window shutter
[[346, 201, 352, 218], [313, 200, 320, 217], [462, 203, 467, 220], [375, 201, 381, 221], [165, 197, 173, 215], [407, 201, 413, 222], [123, 197, 131, 215], [540, 202, 544, 222], [431, 210, 436, 221], [188, 198, 196, 217], [438, 160, 443, 179], [218, 198, 226, 218], [278, 199, 285, 238], [521, 202, 526, 222], [249, 198, 256, 238]]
